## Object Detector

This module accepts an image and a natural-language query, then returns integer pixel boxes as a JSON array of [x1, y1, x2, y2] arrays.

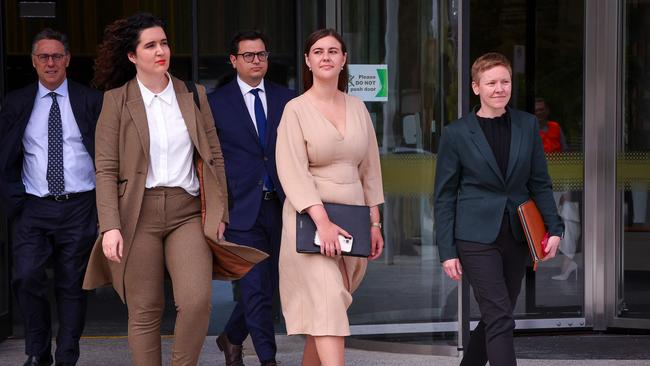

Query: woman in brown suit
[[82, 13, 264, 365], [276, 29, 384, 366]]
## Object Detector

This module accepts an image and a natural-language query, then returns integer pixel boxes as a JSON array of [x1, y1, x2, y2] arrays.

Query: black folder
[[296, 203, 371, 257]]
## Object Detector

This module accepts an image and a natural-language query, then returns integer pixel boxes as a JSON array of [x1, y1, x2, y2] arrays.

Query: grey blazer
[[434, 107, 564, 262]]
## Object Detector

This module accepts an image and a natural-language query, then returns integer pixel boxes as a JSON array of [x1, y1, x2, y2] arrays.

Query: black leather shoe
[[55, 363, 75, 366], [216, 333, 244, 366], [23, 355, 53, 366]]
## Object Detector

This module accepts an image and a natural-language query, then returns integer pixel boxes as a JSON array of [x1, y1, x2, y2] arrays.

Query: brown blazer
[[83, 76, 267, 302]]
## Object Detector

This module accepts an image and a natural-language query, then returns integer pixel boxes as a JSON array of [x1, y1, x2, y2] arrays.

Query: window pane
[[619, 0, 650, 319], [342, 0, 459, 346], [469, 0, 585, 321]]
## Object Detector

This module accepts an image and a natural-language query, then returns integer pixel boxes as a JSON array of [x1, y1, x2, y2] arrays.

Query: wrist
[[314, 219, 332, 230], [371, 222, 382, 229]]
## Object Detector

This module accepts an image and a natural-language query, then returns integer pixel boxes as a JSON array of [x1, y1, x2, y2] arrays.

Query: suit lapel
[[264, 82, 279, 149], [466, 112, 505, 184], [125, 79, 150, 164], [67, 81, 88, 135], [506, 108, 522, 181], [19, 84, 39, 134], [224, 80, 261, 145]]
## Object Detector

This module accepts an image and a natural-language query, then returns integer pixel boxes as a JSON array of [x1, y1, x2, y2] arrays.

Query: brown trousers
[[124, 187, 213, 366]]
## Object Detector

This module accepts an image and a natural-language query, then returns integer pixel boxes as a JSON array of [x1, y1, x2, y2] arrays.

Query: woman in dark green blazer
[[434, 52, 564, 366]]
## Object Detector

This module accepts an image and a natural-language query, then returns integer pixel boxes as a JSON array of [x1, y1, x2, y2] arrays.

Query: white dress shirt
[[137, 75, 199, 196], [22, 79, 95, 197], [237, 75, 267, 134]]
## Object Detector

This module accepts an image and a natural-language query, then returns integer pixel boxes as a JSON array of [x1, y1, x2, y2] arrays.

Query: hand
[[218, 221, 226, 240], [102, 229, 123, 263], [442, 258, 462, 281], [368, 226, 384, 260], [315, 220, 350, 257], [541, 235, 561, 261]]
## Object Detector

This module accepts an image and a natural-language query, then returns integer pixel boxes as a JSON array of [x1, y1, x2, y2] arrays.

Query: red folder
[[517, 199, 549, 271]]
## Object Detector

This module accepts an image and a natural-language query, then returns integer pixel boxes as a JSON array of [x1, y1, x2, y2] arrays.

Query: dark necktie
[[250, 88, 267, 147], [47, 92, 65, 195], [250, 88, 273, 191]]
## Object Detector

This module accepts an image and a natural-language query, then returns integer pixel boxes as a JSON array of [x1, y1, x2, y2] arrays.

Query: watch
[[371, 222, 382, 229]]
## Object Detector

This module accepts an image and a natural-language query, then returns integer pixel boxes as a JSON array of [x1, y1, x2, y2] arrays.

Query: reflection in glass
[[469, 0, 584, 320], [342, 0, 459, 346], [619, 0, 650, 319]]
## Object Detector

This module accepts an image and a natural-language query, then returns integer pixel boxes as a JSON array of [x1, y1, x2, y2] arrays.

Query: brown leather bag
[[517, 199, 549, 271]]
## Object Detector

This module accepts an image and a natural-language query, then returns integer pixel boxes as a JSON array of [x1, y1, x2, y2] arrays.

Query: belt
[[43, 191, 90, 202], [263, 191, 278, 201]]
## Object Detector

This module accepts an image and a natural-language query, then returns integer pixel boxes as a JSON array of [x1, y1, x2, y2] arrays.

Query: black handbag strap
[[184, 80, 201, 111]]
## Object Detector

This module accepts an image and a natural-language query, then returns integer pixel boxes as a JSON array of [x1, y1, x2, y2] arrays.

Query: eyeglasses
[[235, 51, 269, 63], [34, 53, 66, 63]]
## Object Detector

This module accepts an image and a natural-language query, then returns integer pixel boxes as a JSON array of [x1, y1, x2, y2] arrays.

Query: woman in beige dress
[[275, 28, 385, 366]]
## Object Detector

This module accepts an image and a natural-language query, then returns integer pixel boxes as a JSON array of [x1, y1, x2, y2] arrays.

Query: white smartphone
[[314, 232, 353, 253]]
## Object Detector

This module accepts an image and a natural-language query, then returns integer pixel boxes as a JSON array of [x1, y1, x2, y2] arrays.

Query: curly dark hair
[[302, 28, 348, 92], [92, 13, 165, 91]]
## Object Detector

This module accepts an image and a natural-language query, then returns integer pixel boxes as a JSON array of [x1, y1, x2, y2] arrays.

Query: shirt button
[[263, 156, 268, 161]]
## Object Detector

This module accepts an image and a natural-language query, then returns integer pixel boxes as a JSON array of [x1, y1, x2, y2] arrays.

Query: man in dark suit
[[208, 30, 295, 366], [0, 29, 102, 366]]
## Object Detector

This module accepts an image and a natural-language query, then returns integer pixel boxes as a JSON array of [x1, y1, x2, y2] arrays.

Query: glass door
[[617, 0, 650, 325], [341, 0, 460, 353], [469, 0, 585, 327]]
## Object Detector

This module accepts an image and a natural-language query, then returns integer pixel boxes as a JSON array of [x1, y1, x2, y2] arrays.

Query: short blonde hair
[[471, 52, 512, 83]]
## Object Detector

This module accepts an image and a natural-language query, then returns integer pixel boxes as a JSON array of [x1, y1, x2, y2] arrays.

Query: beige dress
[[275, 94, 384, 336]]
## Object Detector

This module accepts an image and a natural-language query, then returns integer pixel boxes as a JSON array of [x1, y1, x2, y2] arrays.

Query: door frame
[[601, 0, 650, 330]]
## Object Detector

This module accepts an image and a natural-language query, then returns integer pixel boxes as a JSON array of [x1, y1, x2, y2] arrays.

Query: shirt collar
[[38, 78, 68, 99], [137, 73, 174, 107], [236, 75, 265, 96]]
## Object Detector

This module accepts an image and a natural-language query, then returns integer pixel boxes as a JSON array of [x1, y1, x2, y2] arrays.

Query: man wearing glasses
[[208, 30, 295, 366], [0, 28, 102, 366]]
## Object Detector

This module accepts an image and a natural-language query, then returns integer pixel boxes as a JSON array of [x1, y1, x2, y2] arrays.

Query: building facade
[[0, 0, 649, 356]]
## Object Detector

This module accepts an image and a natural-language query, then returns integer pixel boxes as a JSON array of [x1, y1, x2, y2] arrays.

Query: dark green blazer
[[434, 107, 564, 262]]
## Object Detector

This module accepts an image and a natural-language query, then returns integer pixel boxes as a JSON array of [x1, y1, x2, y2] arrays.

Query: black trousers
[[457, 215, 529, 366], [11, 192, 97, 364]]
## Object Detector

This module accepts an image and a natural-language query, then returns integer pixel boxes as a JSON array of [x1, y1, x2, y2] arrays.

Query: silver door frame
[[599, 0, 650, 330]]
